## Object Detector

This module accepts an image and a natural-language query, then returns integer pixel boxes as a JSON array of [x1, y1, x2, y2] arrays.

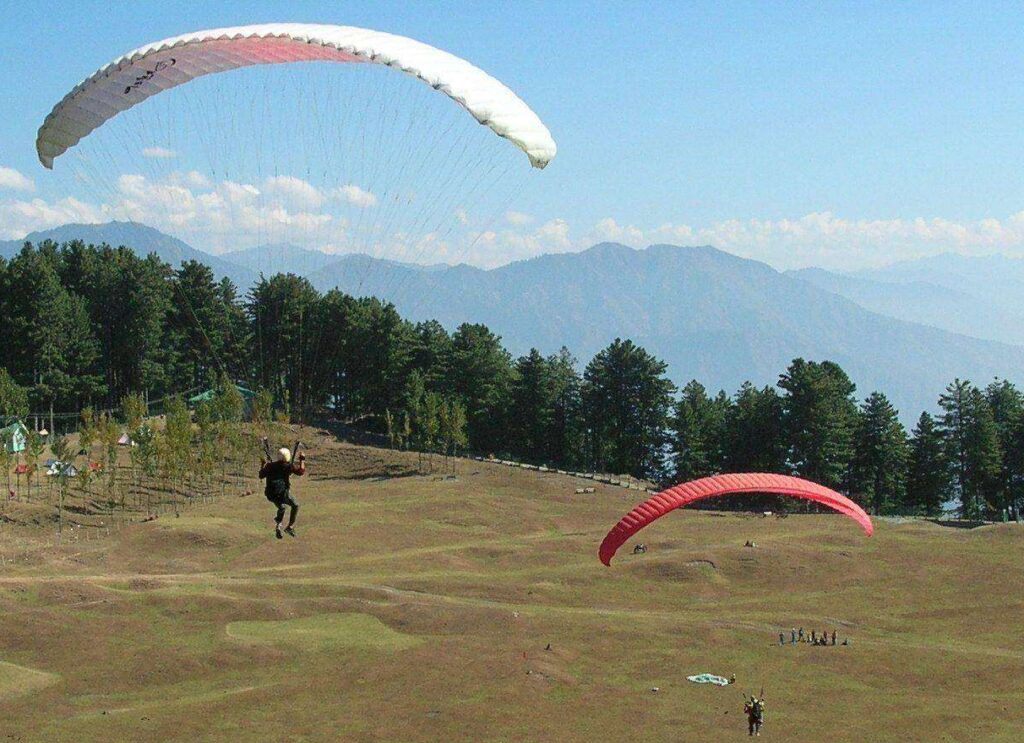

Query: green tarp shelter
[[187, 384, 256, 419], [0, 421, 28, 454], [188, 385, 256, 404]]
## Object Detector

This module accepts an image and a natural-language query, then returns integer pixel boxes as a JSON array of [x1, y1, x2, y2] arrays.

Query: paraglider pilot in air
[[260, 447, 305, 539]]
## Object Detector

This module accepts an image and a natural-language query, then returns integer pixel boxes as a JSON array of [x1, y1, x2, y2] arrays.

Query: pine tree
[[411, 320, 454, 394], [850, 392, 908, 514], [722, 382, 787, 474], [509, 349, 549, 461], [939, 379, 1002, 518], [984, 379, 1024, 519], [546, 348, 584, 468], [246, 273, 323, 415], [582, 339, 675, 480], [671, 380, 730, 481], [907, 412, 949, 515], [0, 368, 29, 421], [450, 324, 514, 454], [384, 409, 396, 449], [779, 359, 858, 490]]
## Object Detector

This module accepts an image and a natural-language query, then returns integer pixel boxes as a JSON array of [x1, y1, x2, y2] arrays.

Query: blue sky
[[3, 1, 1024, 269]]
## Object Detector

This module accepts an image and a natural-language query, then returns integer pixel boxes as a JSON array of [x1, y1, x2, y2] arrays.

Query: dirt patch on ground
[[634, 558, 721, 583], [126, 577, 162, 591], [309, 444, 421, 481], [33, 581, 113, 607]]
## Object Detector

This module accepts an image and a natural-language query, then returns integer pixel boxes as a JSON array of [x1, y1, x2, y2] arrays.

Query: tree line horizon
[[1, 239, 1020, 521]]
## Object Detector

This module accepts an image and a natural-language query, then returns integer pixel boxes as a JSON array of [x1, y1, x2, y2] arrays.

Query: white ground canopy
[[34, 23, 556, 276]]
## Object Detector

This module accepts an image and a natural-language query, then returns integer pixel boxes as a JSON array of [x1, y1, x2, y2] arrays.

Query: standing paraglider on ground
[[744, 693, 766, 737], [260, 446, 305, 539]]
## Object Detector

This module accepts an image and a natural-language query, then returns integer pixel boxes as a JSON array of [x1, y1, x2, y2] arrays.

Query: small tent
[[0, 422, 28, 454], [46, 461, 78, 478], [117, 433, 133, 446]]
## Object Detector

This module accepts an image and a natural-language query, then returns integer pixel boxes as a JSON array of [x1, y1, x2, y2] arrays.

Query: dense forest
[[1, 240, 1022, 520]]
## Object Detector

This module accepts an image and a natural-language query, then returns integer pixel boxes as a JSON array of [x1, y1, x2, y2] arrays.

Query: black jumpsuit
[[259, 459, 304, 527]]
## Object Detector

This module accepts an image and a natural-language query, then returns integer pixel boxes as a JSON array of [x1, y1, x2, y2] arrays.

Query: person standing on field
[[745, 694, 765, 737]]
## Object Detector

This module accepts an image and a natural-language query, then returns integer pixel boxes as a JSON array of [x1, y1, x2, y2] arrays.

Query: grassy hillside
[[0, 429, 1020, 742]]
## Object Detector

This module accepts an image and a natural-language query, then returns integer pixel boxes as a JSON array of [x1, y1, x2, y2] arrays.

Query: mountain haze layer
[[7, 222, 1023, 420], [221, 243, 339, 278], [0, 222, 257, 288], [852, 252, 1024, 310], [787, 266, 1024, 347], [310, 242, 1024, 420]]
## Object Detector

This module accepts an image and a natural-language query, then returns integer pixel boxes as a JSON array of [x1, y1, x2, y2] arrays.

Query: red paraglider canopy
[[598, 472, 873, 566]]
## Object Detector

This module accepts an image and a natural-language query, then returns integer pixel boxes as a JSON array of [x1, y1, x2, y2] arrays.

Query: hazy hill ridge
[[6, 222, 1023, 419], [788, 260, 1024, 347], [0, 222, 257, 288], [310, 241, 1024, 419]]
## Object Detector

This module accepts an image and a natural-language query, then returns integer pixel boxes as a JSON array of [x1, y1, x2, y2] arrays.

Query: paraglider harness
[[744, 691, 765, 726], [749, 698, 764, 723], [262, 438, 302, 505]]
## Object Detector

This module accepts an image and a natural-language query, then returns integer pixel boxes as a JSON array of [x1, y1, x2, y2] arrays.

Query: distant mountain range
[[854, 252, 1024, 306], [221, 243, 339, 278], [788, 257, 1024, 347], [308, 242, 1024, 420], [5, 221, 1023, 420]]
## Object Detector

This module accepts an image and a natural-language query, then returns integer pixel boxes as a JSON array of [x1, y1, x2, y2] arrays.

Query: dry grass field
[[0, 427, 1020, 741]]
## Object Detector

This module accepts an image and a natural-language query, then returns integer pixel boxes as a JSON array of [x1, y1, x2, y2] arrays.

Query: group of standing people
[[779, 627, 847, 647]]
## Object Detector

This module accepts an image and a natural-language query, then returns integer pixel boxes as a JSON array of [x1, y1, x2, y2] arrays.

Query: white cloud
[[13, 163, 1024, 271], [505, 210, 533, 226], [167, 170, 212, 190], [142, 146, 177, 159], [654, 211, 1024, 269], [221, 180, 261, 205], [0, 196, 102, 239], [0, 167, 35, 193], [264, 175, 324, 210], [588, 217, 646, 246], [117, 174, 194, 212], [453, 209, 1024, 270], [460, 218, 576, 268], [0, 172, 345, 252], [333, 184, 378, 208]]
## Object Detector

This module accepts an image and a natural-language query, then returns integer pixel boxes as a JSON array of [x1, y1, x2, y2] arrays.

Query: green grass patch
[[226, 612, 421, 652], [0, 660, 58, 700]]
